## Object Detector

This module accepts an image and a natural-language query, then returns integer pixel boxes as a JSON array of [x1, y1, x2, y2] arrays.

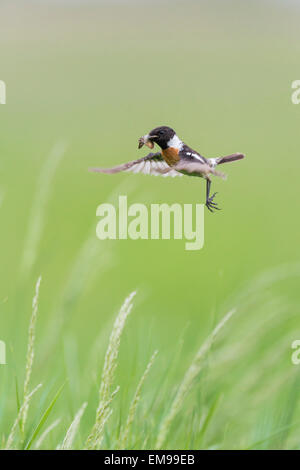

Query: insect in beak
[[138, 135, 157, 149]]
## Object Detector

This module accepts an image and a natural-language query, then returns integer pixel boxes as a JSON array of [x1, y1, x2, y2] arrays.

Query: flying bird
[[90, 126, 245, 212]]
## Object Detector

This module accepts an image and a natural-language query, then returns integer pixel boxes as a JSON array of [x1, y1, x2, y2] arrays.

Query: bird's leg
[[205, 178, 221, 212]]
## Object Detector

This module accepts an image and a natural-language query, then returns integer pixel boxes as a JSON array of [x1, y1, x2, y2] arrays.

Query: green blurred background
[[0, 0, 300, 449]]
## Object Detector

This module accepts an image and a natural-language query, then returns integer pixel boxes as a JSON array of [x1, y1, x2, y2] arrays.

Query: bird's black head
[[138, 126, 176, 150]]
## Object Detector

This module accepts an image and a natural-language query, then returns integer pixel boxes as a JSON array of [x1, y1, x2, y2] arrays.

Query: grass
[[2, 268, 300, 449], [1, 0, 300, 450], [2, 283, 236, 449], [85, 291, 136, 450], [155, 309, 235, 449]]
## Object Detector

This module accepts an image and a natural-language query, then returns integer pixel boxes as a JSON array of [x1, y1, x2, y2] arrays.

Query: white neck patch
[[167, 134, 183, 150]]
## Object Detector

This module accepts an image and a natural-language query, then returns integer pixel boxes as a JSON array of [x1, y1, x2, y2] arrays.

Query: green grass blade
[[14, 375, 23, 438], [24, 383, 65, 450], [197, 393, 222, 448], [15, 377, 21, 415], [247, 421, 300, 450]]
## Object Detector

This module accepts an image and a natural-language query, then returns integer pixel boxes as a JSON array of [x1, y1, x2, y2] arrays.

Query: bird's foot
[[205, 192, 221, 212]]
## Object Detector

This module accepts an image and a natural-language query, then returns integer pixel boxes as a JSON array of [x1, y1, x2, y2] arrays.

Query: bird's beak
[[138, 134, 157, 149]]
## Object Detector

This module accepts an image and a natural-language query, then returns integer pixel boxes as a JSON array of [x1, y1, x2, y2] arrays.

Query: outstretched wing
[[89, 152, 183, 178]]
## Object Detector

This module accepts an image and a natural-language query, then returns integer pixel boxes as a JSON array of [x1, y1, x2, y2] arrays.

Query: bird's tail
[[208, 152, 245, 179], [213, 153, 245, 165]]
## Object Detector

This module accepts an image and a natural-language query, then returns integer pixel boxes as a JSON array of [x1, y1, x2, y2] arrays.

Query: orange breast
[[162, 147, 180, 166]]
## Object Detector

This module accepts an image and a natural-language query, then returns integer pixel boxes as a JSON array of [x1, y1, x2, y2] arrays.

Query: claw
[[205, 192, 221, 212]]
